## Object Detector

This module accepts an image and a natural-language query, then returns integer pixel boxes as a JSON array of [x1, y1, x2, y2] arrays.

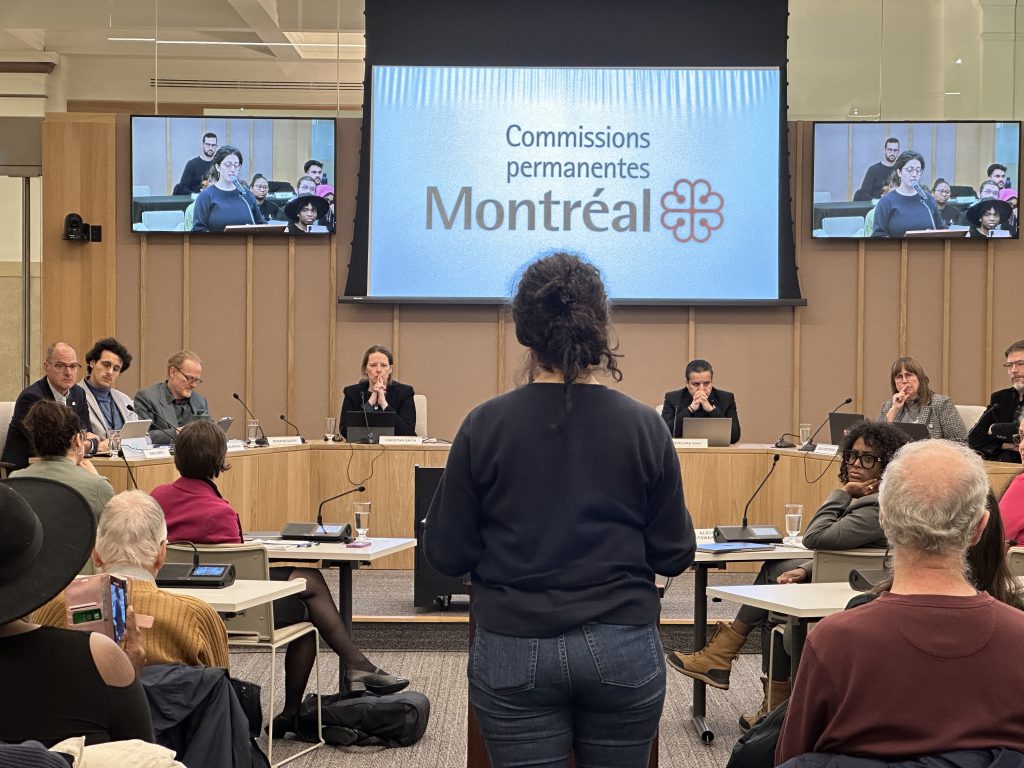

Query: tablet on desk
[[682, 417, 732, 447], [118, 419, 151, 440], [344, 411, 396, 444]]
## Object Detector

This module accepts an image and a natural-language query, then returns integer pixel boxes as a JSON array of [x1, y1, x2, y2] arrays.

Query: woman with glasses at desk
[[151, 420, 409, 740], [191, 146, 265, 233], [879, 356, 967, 442], [668, 420, 908, 731]]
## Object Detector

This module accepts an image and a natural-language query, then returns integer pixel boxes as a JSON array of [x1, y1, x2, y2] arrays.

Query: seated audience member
[[294, 175, 317, 197], [661, 358, 740, 442], [871, 151, 947, 237], [82, 337, 135, 439], [930, 178, 966, 227], [11, 401, 114, 521], [964, 197, 1012, 238], [303, 160, 324, 186], [996, 420, 1024, 546], [133, 350, 210, 445], [190, 146, 265, 233], [2, 341, 96, 470], [776, 440, 1024, 764], [987, 162, 1008, 190], [0, 478, 153, 746], [33, 490, 229, 668], [173, 132, 217, 196], [249, 173, 280, 221], [151, 421, 408, 737], [969, 339, 1024, 463], [879, 356, 967, 441], [1000, 187, 1019, 237], [978, 179, 1001, 200], [183, 171, 214, 231], [315, 183, 335, 231], [861, 175, 895, 236], [339, 344, 417, 439], [853, 137, 899, 201], [669, 421, 907, 729], [283, 193, 329, 235]]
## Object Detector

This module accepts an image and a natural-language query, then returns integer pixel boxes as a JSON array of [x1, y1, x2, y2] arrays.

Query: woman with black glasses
[[668, 420, 908, 731]]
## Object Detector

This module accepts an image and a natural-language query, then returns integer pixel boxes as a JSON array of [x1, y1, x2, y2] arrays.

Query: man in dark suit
[[2, 341, 95, 469], [133, 350, 211, 445], [661, 358, 741, 443], [968, 339, 1024, 463]]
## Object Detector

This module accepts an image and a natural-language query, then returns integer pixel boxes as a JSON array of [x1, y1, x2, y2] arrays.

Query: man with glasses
[[173, 131, 218, 195], [853, 136, 900, 201], [2, 341, 96, 469], [968, 339, 1024, 463], [133, 350, 210, 445]]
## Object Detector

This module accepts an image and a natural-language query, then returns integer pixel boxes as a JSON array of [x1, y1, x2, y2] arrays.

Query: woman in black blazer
[[339, 345, 417, 438]]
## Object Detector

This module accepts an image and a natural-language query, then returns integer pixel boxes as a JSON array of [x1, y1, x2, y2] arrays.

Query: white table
[[686, 535, 810, 744], [706, 581, 858, 680], [166, 577, 306, 612]]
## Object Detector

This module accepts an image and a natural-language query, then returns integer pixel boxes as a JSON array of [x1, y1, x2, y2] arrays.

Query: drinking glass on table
[[108, 430, 121, 456], [324, 416, 337, 442], [245, 419, 260, 446], [784, 503, 803, 545], [353, 501, 371, 541], [799, 423, 812, 446]]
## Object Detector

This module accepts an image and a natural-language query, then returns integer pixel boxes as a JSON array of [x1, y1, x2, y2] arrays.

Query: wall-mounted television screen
[[812, 121, 1020, 240], [351, 65, 797, 303], [130, 115, 336, 235]]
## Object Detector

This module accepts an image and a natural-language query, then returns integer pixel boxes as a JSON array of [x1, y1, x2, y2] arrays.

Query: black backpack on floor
[[294, 689, 430, 748]]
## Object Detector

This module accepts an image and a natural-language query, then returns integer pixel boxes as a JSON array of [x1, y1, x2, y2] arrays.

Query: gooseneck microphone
[[126, 403, 177, 446], [317, 486, 367, 532], [232, 178, 256, 225], [232, 393, 269, 447], [911, 181, 939, 229], [773, 432, 800, 449], [713, 454, 784, 543], [279, 414, 305, 442], [281, 485, 366, 542], [799, 397, 853, 452]]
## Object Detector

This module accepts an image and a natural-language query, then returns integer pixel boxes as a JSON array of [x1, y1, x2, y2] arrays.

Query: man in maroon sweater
[[777, 440, 1024, 765]]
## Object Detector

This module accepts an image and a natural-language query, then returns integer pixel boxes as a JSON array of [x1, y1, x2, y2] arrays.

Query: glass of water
[[784, 503, 803, 545], [324, 416, 337, 442], [108, 430, 122, 456], [245, 419, 260, 446], [799, 423, 812, 446], [352, 501, 371, 541]]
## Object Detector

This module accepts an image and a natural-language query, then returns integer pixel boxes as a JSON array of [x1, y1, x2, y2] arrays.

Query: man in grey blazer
[[82, 337, 138, 438], [133, 350, 210, 445]]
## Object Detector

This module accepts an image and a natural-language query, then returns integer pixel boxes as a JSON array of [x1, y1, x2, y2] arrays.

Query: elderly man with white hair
[[776, 440, 1024, 766], [34, 490, 228, 669]]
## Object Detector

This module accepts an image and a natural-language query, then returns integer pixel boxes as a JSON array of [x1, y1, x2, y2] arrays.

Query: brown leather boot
[[666, 621, 746, 690], [739, 676, 791, 731]]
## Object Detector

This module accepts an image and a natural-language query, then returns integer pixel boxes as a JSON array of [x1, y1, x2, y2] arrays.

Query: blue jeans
[[469, 623, 665, 768]]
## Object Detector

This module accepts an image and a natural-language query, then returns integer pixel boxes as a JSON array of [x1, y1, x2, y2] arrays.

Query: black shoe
[[345, 667, 410, 695], [268, 712, 297, 739]]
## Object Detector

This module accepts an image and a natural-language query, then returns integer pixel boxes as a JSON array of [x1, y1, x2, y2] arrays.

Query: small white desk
[[686, 537, 809, 743], [166, 577, 306, 612], [706, 581, 858, 679]]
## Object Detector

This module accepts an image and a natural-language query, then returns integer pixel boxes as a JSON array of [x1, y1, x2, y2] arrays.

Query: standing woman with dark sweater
[[425, 252, 695, 768], [338, 345, 417, 438]]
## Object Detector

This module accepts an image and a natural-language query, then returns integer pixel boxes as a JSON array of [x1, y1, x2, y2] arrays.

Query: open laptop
[[829, 413, 865, 445], [681, 417, 732, 447], [893, 421, 930, 442], [119, 419, 151, 440], [343, 411, 396, 444]]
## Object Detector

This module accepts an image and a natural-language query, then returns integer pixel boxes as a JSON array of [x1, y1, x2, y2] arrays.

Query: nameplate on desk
[[226, 440, 247, 452], [377, 436, 424, 446], [673, 438, 708, 449], [142, 447, 172, 459], [813, 443, 839, 456], [266, 436, 304, 446]]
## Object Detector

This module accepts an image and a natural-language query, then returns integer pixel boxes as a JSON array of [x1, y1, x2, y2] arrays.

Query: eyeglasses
[[173, 367, 203, 386], [1004, 361, 1024, 370], [219, 161, 241, 170], [49, 362, 81, 372], [1014, 434, 1024, 446], [842, 449, 882, 469]]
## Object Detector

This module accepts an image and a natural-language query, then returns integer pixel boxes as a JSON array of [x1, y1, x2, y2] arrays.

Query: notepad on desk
[[697, 542, 776, 554]]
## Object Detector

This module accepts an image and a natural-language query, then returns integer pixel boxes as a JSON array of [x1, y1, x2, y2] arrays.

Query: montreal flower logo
[[660, 179, 724, 243]]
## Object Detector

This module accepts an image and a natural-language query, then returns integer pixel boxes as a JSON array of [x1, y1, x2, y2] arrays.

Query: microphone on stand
[[279, 414, 305, 443], [232, 178, 256, 224], [773, 432, 800, 449], [799, 397, 853, 452], [911, 181, 940, 229], [281, 485, 366, 542], [126, 403, 178, 446], [713, 455, 784, 543], [232, 393, 269, 447]]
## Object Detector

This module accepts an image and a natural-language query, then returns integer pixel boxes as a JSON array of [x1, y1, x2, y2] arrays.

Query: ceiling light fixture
[[107, 36, 362, 48]]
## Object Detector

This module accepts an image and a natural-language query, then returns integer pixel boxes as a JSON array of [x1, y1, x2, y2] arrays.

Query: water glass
[[324, 416, 337, 442], [784, 503, 803, 545], [799, 423, 812, 445], [245, 418, 260, 446], [108, 430, 121, 456], [353, 501, 371, 541]]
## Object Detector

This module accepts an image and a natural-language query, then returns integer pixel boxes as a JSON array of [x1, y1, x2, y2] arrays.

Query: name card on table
[[378, 436, 425, 446], [142, 446, 172, 459], [266, 436, 304, 446], [673, 438, 708, 449], [813, 443, 839, 456]]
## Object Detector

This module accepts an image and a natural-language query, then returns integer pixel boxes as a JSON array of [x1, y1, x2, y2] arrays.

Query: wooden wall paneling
[[898, 242, 908, 356], [613, 306, 693, 409], [138, 235, 147, 386], [941, 241, 951, 393], [217, 452, 258, 530], [855, 242, 866, 411], [391, 305, 400, 376], [989, 240, 1024, 399], [985, 243, 995, 397], [252, 448, 311, 531], [251, 238, 290, 432], [688, 307, 696, 358], [245, 237, 255, 405], [792, 307, 801, 433], [41, 113, 118, 356], [861, 242, 903, 418], [287, 239, 296, 417], [182, 237, 190, 348], [329, 235, 337, 416], [905, 241, 946, 386], [947, 249, 993, 406], [292, 239, 334, 437], [141, 236, 186, 386]]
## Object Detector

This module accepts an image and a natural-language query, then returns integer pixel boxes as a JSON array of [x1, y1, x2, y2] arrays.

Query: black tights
[[273, 566, 377, 717]]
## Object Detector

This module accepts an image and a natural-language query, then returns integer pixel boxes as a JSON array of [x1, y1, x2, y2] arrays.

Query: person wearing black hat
[[965, 197, 1013, 238], [283, 193, 330, 234], [0, 478, 153, 746]]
